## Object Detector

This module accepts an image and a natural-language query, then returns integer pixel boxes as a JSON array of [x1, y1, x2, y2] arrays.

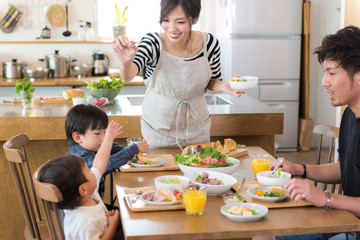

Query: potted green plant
[[113, 4, 129, 38], [15, 77, 35, 108]]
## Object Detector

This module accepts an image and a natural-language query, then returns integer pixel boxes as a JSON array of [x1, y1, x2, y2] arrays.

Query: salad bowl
[[257, 170, 291, 186], [177, 157, 240, 175], [154, 175, 190, 192]]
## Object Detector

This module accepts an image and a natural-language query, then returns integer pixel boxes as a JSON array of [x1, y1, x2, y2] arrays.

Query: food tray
[[124, 187, 185, 212], [232, 180, 313, 208], [119, 154, 179, 172], [227, 148, 248, 158], [13, 97, 72, 104]]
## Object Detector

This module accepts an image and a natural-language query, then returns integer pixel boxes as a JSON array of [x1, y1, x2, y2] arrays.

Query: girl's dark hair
[[65, 104, 108, 146], [314, 25, 360, 79], [160, 0, 201, 41], [38, 154, 88, 209]]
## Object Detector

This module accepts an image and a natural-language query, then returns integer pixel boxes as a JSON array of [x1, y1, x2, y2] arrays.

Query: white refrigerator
[[215, 0, 303, 151]]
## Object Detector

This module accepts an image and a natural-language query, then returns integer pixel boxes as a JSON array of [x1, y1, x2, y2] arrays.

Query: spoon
[[196, 145, 203, 155], [271, 157, 284, 176], [234, 177, 246, 199], [131, 190, 142, 203], [62, 2, 71, 37], [187, 146, 194, 155]]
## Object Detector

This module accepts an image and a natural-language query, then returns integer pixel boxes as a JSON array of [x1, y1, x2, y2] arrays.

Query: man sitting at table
[[255, 25, 360, 240]]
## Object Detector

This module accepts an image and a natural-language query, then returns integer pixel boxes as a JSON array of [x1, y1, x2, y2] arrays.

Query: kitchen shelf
[[0, 40, 115, 44]]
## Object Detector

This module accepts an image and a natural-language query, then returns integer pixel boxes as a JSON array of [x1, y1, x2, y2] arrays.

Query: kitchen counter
[[0, 93, 283, 154]]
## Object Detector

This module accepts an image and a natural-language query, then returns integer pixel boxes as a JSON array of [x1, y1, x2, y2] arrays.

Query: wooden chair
[[313, 124, 342, 194], [3, 133, 50, 239], [33, 163, 65, 240]]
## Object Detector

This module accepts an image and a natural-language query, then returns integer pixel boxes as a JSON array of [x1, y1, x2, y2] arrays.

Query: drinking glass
[[183, 184, 207, 215], [19, 91, 34, 109], [250, 154, 271, 178], [126, 137, 143, 155]]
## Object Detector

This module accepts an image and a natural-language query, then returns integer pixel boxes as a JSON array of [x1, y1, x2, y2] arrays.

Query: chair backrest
[[3, 133, 43, 239], [313, 124, 342, 194], [33, 164, 65, 240]]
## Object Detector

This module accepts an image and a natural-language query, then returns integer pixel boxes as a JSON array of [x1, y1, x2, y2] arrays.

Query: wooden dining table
[[114, 146, 360, 240]]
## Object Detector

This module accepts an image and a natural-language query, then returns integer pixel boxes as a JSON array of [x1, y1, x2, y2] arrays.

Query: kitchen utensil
[[196, 145, 203, 154], [47, 4, 66, 27], [2, 59, 26, 79], [187, 146, 194, 155], [71, 63, 93, 78], [22, 66, 49, 80], [62, 3, 71, 37], [271, 157, 284, 176], [234, 177, 246, 198], [21, 0, 33, 30], [132, 190, 142, 203], [41, 50, 70, 78], [1, 4, 23, 33], [92, 51, 109, 76], [40, 5, 51, 39]]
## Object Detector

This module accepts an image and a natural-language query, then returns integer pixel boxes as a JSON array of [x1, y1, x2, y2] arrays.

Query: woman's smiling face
[[161, 5, 195, 43]]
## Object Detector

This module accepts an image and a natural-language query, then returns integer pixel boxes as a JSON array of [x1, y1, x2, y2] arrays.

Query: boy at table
[[65, 104, 149, 203], [38, 121, 123, 239], [261, 25, 360, 240]]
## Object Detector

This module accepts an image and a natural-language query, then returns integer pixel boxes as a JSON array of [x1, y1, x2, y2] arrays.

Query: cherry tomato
[[175, 192, 183, 200], [256, 189, 264, 196]]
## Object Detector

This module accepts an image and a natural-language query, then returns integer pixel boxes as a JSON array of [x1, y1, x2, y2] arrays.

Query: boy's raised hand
[[137, 139, 149, 154], [106, 121, 123, 140]]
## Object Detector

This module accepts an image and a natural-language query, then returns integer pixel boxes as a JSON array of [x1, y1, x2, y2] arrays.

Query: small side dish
[[247, 186, 289, 202], [221, 203, 268, 221], [140, 189, 183, 206], [229, 75, 258, 92]]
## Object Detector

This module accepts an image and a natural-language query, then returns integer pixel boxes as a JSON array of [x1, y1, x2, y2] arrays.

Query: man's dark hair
[[38, 154, 88, 209], [314, 25, 360, 79], [65, 104, 108, 146]]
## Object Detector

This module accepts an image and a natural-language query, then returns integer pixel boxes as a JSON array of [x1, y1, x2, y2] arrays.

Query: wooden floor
[[0, 142, 325, 240]]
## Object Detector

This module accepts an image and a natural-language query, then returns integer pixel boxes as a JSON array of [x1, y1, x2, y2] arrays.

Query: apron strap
[[175, 100, 191, 150]]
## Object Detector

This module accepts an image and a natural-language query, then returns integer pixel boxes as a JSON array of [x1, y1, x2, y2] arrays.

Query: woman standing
[[113, 0, 241, 148]]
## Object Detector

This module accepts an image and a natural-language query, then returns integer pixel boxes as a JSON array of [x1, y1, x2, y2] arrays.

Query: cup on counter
[[250, 154, 272, 179], [72, 97, 86, 106], [126, 137, 143, 155], [19, 91, 34, 109], [183, 184, 207, 216]]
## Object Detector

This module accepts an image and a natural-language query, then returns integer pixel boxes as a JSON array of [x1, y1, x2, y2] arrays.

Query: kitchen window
[[95, 0, 206, 41]]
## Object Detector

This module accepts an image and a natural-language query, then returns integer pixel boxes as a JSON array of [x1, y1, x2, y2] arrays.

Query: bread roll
[[214, 140, 225, 154], [62, 89, 85, 100], [224, 138, 237, 153]]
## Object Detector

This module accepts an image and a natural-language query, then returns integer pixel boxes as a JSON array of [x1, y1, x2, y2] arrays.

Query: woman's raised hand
[[113, 35, 139, 65]]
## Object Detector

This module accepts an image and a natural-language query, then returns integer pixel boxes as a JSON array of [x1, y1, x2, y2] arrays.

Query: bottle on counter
[[77, 21, 86, 41], [86, 21, 96, 41]]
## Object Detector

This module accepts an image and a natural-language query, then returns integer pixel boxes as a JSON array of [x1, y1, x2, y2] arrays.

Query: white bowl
[[220, 203, 268, 222], [154, 175, 190, 192], [177, 157, 240, 175], [185, 170, 237, 195], [256, 171, 291, 186], [229, 76, 258, 92]]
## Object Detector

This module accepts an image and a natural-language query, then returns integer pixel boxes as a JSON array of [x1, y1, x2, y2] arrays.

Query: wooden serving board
[[232, 180, 313, 208], [119, 154, 179, 172], [13, 97, 72, 104], [227, 148, 248, 158], [124, 187, 185, 212]]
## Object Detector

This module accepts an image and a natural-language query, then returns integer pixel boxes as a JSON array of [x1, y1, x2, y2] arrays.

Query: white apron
[[141, 32, 212, 148]]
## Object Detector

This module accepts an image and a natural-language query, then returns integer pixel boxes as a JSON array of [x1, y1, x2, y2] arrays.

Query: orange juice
[[251, 158, 270, 177], [183, 189, 207, 215]]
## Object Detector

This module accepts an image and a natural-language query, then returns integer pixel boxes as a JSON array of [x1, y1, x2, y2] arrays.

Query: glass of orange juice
[[251, 154, 271, 178], [182, 184, 207, 215]]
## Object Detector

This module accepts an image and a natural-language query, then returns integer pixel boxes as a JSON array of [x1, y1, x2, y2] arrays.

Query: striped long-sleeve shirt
[[133, 32, 222, 80]]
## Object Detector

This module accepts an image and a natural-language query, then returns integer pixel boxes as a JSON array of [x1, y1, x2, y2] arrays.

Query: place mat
[[13, 97, 72, 104], [227, 148, 248, 158], [47, 4, 66, 27], [124, 187, 185, 212], [119, 154, 179, 172], [232, 180, 313, 208]]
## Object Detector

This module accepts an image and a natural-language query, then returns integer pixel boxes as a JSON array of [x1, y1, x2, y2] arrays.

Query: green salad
[[174, 146, 231, 168], [87, 74, 123, 91]]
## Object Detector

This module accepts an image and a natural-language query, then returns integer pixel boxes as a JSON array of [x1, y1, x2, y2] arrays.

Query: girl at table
[[38, 121, 123, 240], [65, 104, 149, 201], [113, 0, 241, 149]]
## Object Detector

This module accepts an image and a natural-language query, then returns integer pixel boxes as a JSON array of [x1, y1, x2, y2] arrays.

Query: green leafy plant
[[87, 74, 123, 91], [115, 4, 128, 26], [15, 77, 35, 101]]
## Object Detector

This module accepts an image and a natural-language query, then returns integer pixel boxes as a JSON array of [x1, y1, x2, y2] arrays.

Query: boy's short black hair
[[314, 25, 360, 79], [65, 104, 108, 146], [38, 154, 88, 209]]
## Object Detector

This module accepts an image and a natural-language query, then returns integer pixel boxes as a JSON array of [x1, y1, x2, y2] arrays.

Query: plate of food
[[130, 156, 166, 168], [229, 75, 258, 92], [247, 186, 289, 202], [220, 202, 268, 221], [140, 189, 183, 206]]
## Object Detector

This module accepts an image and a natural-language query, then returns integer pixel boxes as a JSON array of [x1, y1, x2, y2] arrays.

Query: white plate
[[139, 192, 183, 206], [221, 202, 268, 221], [130, 158, 165, 168], [247, 186, 289, 202]]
